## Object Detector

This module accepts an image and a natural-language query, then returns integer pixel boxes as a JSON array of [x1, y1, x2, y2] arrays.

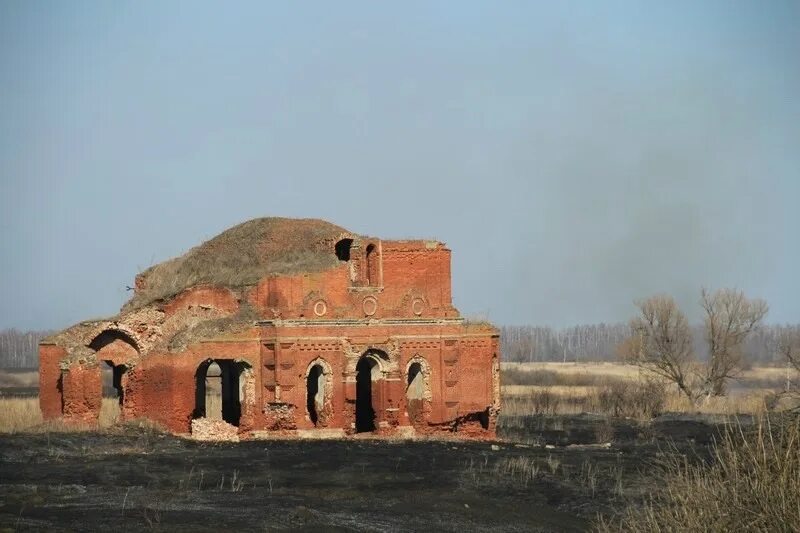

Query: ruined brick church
[[39, 218, 500, 438]]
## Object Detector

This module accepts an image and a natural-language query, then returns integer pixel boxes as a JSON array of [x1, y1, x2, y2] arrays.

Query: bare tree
[[701, 288, 768, 396], [626, 295, 697, 401], [779, 327, 800, 375]]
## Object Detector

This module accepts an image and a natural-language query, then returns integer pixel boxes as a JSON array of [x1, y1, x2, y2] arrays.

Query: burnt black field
[[0, 416, 729, 532]]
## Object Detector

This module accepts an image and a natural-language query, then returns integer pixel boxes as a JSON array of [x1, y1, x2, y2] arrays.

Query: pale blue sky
[[1, 1, 798, 330]]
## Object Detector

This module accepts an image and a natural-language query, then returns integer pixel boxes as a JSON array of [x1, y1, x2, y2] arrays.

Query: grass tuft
[[596, 414, 800, 532]]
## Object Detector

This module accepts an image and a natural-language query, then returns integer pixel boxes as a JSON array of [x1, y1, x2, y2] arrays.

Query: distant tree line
[[502, 321, 800, 366], [1, 319, 796, 370], [0, 329, 53, 368]]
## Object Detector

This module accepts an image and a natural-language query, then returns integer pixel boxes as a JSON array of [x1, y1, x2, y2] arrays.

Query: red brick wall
[[61, 363, 102, 424], [245, 240, 455, 321], [39, 344, 65, 419], [162, 286, 239, 318], [41, 235, 499, 439]]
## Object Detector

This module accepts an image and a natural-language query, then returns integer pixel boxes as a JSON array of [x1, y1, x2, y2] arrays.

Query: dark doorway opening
[[355, 357, 378, 432], [194, 360, 249, 426], [306, 364, 324, 426], [101, 361, 126, 406]]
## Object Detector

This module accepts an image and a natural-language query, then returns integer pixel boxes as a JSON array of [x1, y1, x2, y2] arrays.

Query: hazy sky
[[1, 2, 798, 331]]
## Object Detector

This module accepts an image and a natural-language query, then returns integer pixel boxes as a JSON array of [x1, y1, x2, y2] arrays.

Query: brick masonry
[[39, 220, 500, 439]]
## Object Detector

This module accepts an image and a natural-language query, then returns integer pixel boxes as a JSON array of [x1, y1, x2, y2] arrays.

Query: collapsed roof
[[125, 217, 357, 311]]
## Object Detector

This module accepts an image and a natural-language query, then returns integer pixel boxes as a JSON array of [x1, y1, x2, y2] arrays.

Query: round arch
[[405, 356, 432, 400], [193, 358, 253, 427], [405, 355, 432, 428], [305, 357, 333, 427], [88, 328, 140, 354], [88, 329, 139, 418], [355, 350, 389, 433]]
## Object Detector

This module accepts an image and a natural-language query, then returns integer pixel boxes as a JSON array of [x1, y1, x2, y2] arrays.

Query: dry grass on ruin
[[126, 217, 347, 310]]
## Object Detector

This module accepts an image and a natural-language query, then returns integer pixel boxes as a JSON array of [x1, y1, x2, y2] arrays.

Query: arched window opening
[[355, 356, 379, 432], [365, 244, 377, 286], [306, 364, 325, 426], [406, 358, 431, 428], [335, 238, 353, 261], [407, 362, 425, 400]]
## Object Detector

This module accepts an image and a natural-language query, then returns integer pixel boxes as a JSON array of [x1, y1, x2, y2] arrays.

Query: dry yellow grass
[[501, 362, 794, 418], [503, 361, 644, 378], [503, 387, 777, 417], [0, 398, 121, 433], [597, 415, 800, 531], [502, 361, 793, 384], [503, 385, 601, 397]]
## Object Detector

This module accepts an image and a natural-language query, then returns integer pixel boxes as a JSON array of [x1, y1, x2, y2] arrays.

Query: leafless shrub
[[593, 380, 667, 419], [525, 388, 561, 415], [595, 414, 800, 532]]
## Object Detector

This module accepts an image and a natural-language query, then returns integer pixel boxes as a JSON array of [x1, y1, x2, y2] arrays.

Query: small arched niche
[[365, 243, 378, 286]]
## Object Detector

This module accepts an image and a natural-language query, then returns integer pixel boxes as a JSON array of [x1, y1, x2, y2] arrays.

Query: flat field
[[0, 363, 791, 531], [0, 422, 720, 532], [501, 362, 794, 417]]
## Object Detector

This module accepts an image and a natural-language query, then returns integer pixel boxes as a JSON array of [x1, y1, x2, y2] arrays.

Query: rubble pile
[[191, 418, 240, 442]]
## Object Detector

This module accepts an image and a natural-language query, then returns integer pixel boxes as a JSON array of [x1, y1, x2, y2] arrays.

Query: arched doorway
[[305, 358, 333, 428], [101, 361, 127, 406], [89, 328, 138, 425], [194, 359, 251, 426], [100, 361, 126, 426], [355, 356, 380, 432]]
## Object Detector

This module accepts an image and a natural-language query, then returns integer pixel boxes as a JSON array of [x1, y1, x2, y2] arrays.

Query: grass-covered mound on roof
[[124, 217, 354, 311]]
